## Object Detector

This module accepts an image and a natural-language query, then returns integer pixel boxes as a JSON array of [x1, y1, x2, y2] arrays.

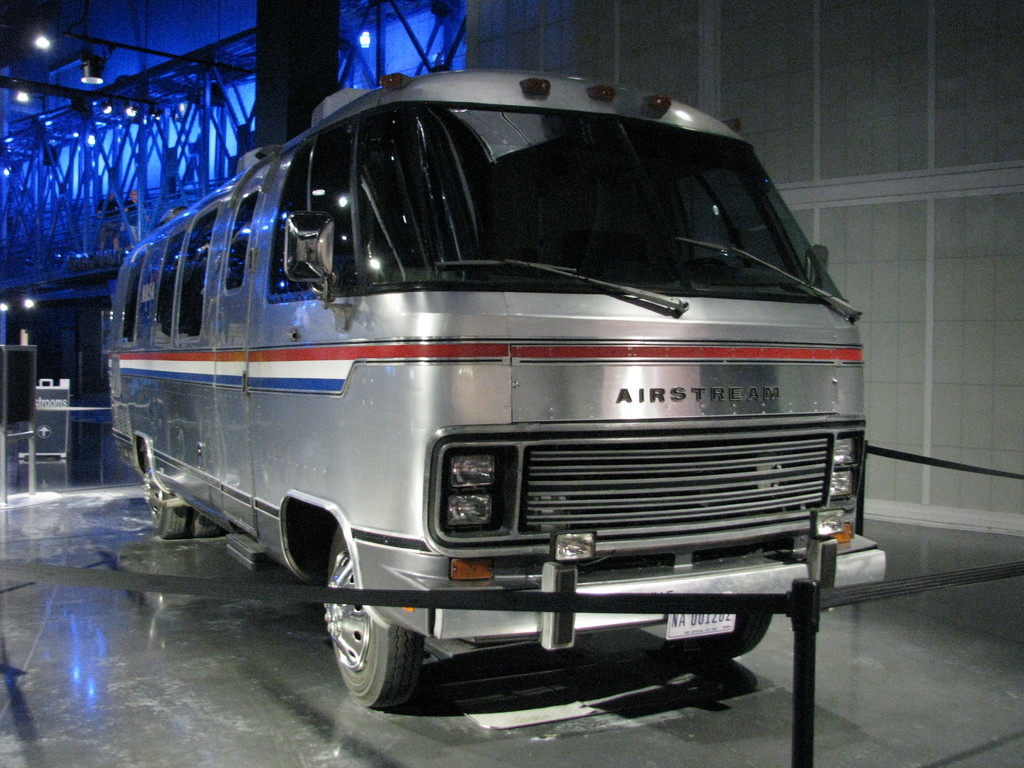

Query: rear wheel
[[191, 512, 224, 538], [324, 529, 423, 708], [145, 470, 192, 539]]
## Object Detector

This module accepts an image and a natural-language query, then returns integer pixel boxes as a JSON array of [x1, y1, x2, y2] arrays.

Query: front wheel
[[662, 612, 772, 663], [324, 530, 423, 709]]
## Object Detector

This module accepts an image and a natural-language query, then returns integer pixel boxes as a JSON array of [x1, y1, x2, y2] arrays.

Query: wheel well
[[133, 435, 150, 473], [282, 497, 341, 584]]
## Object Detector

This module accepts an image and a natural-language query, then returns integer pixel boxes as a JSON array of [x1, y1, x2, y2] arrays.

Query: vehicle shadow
[[400, 630, 759, 726]]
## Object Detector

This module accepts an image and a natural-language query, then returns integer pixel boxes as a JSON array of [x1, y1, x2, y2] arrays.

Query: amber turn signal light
[[450, 558, 494, 580]]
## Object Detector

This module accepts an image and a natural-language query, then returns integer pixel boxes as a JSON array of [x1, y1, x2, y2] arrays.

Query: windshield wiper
[[674, 236, 862, 322], [435, 259, 689, 318]]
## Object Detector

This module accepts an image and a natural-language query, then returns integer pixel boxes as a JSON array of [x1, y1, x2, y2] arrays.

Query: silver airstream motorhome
[[109, 69, 885, 708]]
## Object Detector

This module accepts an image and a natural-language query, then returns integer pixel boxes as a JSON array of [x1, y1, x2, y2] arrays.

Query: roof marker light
[[520, 77, 551, 97], [585, 84, 614, 102], [380, 73, 412, 90], [643, 94, 672, 118], [587, 84, 616, 102]]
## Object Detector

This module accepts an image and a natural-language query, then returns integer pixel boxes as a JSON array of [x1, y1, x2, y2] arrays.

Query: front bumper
[[431, 544, 886, 641]]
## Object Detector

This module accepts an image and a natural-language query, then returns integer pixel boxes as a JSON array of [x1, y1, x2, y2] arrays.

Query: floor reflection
[[6, 408, 138, 497], [1, 422, 1023, 767]]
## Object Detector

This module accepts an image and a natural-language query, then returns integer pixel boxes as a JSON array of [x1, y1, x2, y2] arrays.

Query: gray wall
[[468, 0, 1024, 515]]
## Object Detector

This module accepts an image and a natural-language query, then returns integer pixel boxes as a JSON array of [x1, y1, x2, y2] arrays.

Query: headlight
[[833, 437, 856, 465], [828, 435, 860, 499], [440, 449, 509, 533], [447, 493, 494, 527], [450, 453, 496, 487], [830, 469, 854, 497], [448, 453, 497, 527]]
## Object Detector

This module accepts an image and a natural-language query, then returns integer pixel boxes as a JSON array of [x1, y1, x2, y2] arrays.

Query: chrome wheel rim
[[325, 547, 370, 672], [143, 470, 168, 519]]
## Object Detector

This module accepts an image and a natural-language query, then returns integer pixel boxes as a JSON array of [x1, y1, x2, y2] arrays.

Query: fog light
[[447, 494, 492, 527], [814, 509, 846, 538], [551, 532, 596, 562]]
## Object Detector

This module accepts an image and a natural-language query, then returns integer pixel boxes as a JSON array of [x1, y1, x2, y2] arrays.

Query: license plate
[[666, 613, 736, 640]]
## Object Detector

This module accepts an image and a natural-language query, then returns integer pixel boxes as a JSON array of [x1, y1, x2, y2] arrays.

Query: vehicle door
[[208, 165, 268, 533], [246, 124, 357, 522], [171, 204, 221, 509]]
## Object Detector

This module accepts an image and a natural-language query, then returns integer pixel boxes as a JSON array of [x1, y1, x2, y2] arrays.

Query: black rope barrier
[[5, 556, 1021, 616], [0, 557, 788, 615], [823, 560, 1024, 610], [867, 444, 1024, 481]]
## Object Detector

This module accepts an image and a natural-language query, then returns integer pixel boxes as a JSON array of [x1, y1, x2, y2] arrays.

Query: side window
[[178, 208, 218, 337], [268, 125, 355, 300], [226, 191, 259, 290], [269, 144, 314, 300], [136, 234, 167, 341], [357, 110, 426, 282], [156, 229, 187, 338], [355, 108, 470, 283], [120, 247, 147, 343], [308, 124, 356, 287]]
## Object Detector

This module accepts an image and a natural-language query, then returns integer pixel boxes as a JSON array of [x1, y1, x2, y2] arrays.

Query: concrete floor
[[1, 416, 1023, 767]]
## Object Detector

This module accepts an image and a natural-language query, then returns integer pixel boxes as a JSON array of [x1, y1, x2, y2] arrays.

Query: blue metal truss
[[0, 0, 466, 298]]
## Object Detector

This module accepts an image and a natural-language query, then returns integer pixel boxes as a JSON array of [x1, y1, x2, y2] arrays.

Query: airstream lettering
[[109, 70, 885, 709]]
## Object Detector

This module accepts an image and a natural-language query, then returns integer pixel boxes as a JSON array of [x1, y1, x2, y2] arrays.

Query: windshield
[[354, 105, 841, 301]]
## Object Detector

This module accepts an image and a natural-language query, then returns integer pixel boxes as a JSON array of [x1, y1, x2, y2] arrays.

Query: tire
[[191, 512, 224, 538], [324, 529, 423, 709], [663, 612, 772, 662], [145, 470, 192, 540]]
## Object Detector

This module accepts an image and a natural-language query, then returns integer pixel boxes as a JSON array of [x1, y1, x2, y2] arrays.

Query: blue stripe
[[121, 368, 216, 385], [121, 367, 344, 393], [248, 377, 346, 393]]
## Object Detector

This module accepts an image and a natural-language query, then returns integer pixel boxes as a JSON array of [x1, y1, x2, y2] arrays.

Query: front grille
[[522, 434, 829, 538]]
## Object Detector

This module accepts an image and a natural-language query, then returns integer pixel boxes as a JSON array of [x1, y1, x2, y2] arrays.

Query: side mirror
[[809, 243, 829, 268], [805, 243, 829, 287], [284, 211, 336, 299]]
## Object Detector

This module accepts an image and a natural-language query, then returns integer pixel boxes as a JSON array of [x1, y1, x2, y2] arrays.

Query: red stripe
[[247, 343, 510, 363], [511, 344, 863, 362], [119, 342, 862, 364], [119, 350, 244, 363]]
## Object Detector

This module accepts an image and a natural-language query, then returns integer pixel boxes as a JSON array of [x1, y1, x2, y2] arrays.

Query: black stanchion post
[[790, 578, 821, 768]]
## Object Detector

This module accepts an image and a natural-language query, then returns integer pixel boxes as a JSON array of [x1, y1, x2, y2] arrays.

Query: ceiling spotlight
[[100, 100, 113, 115], [80, 53, 105, 85], [34, 34, 52, 51], [125, 104, 138, 118], [15, 91, 30, 104]]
